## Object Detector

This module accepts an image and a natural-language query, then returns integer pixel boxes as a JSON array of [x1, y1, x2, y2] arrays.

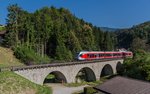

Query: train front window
[[79, 54, 83, 57]]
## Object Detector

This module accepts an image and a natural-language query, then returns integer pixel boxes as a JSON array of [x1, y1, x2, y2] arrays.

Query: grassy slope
[[0, 46, 52, 94], [0, 71, 52, 94], [0, 46, 24, 67]]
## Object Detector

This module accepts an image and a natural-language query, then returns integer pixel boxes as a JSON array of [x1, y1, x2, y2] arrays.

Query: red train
[[76, 51, 133, 60]]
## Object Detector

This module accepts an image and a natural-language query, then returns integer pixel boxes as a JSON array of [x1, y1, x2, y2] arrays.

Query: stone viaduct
[[13, 59, 123, 85]]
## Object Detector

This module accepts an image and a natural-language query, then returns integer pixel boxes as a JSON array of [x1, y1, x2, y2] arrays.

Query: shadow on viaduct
[[14, 59, 123, 85]]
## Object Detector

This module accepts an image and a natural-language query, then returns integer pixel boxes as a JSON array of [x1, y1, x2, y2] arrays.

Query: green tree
[[131, 37, 146, 51], [5, 4, 22, 47], [4, 5, 119, 63], [103, 31, 114, 51], [66, 31, 82, 55]]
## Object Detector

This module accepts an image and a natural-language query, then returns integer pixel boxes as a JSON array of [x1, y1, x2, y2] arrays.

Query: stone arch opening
[[116, 62, 123, 74], [75, 67, 96, 83], [44, 71, 67, 83], [100, 64, 113, 77]]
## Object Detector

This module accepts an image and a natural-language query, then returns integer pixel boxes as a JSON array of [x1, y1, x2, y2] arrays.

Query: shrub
[[14, 45, 50, 65], [84, 86, 96, 94]]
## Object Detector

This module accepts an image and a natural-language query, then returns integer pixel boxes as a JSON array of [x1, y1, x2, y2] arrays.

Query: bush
[[14, 45, 50, 65], [84, 86, 96, 94], [122, 51, 150, 81]]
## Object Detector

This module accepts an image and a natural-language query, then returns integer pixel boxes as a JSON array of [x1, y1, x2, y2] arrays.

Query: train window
[[89, 54, 91, 57], [92, 54, 94, 57], [105, 54, 107, 56], [87, 54, 90, 57], [117, 53, 121, 56], [105, 54, 112, 56], [90, 54, 94, 58], [90, 54, 92, 58], [113, 53, 117, 56], [102, 54, 105, 56], [99, 54, 102, 57], [102, 54, 105, 57], [89, 54, 91, 58], [94, 54, 97, 57], [79, 54, 82, 57]]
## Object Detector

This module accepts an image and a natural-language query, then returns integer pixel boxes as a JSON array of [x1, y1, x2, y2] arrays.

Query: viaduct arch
[[14, 59, 123, 85], [75, 67, 96, 82]]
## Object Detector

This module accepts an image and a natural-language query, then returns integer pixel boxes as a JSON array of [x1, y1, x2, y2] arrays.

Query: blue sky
[[0, 0, 150, 28]]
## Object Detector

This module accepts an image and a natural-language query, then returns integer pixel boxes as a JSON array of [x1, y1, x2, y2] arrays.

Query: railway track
[[0, 58, 123, 72]]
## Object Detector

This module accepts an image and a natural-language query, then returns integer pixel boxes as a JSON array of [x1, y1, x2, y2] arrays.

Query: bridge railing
[[0, 58, 123, 71]]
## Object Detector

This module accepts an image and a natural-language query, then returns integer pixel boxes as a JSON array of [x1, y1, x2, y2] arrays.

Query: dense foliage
[[4, 4, 150, 65], [4, 4, 116, 64], [14, 45, 50, 65], [116, 21, 150, 51], [121, 50, 150, 81]]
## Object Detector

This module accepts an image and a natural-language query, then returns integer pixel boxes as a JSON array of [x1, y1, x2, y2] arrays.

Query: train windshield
[[80, 54, 83, 57]]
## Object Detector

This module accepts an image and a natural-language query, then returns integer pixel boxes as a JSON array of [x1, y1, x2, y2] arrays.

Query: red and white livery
[[76, 50, 133, 60]]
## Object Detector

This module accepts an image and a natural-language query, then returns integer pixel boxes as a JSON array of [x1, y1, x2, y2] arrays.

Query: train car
[[122, 51, 133, 58], [76, 51, 132, 60], [112, 52, 123, 58], [76, 51, 101, 60]]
